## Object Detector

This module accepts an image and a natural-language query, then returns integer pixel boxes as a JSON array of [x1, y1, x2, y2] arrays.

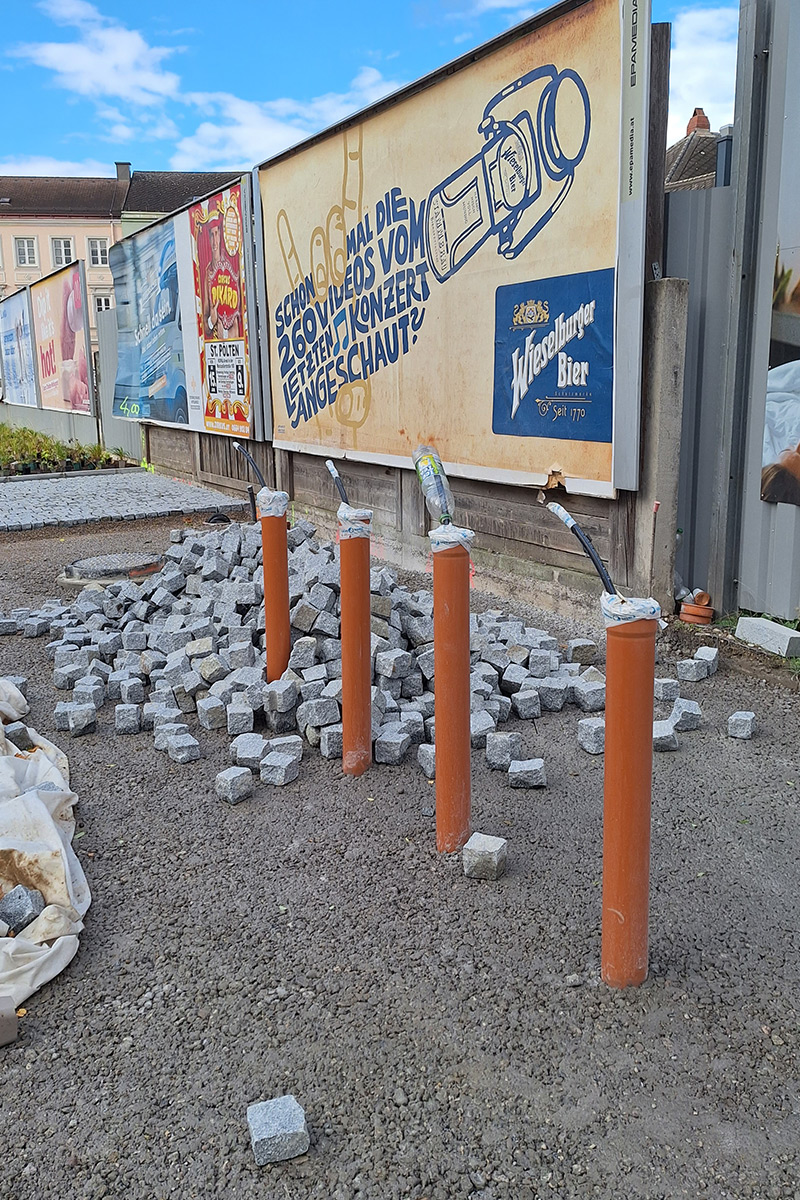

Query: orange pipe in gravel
[[340, 531, 372, 776], [433, 543, 471, 852], [260, 514, 291, 683], [601, 618, 658, 987]]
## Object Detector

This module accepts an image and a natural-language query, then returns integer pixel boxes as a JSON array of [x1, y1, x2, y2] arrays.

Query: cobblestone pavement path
[[0, 471, 247, 531]]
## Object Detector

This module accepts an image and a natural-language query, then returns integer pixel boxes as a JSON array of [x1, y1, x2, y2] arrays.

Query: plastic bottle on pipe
[[413, 445, 455, 525]]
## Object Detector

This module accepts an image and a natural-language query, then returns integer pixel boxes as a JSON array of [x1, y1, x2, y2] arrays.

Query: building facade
[[0, 162, 237, 352]]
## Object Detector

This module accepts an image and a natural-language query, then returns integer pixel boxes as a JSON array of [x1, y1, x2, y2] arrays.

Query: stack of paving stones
[[2, 518, 614, 795], [6, 522, 745, 789]]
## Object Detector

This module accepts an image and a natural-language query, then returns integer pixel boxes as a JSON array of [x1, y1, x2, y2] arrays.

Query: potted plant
[[86, 442, 107, 470]]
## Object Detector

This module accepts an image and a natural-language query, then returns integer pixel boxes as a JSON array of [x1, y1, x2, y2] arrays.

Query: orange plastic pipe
[[260, 514, 291, 683], [433, 543, 471, 852], [340, 531, 372, 776], [601, 618, 658, 987]]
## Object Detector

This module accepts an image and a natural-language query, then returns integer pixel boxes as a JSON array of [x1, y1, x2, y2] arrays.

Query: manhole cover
[[64, 552, 164, 581]]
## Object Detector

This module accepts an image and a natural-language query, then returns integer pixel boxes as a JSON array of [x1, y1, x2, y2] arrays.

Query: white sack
[[0, 695, 90, 1005], [0, 935, 80, 1009], [0, 680, 29, 724]]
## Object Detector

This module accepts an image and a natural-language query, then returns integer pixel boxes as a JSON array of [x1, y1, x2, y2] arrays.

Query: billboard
[[761, 1, 800, 505], [30, 263, 92, 413], [110, 216, 201, 427], [258, 0, 649, 496], [110, 179, 254, 437], [0, 289, 38, 408], [189, 183, 252, 437]]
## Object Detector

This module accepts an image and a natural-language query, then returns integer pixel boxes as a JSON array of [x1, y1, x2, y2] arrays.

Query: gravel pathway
[[0, 472, 247, 531], [1, 521, 799, 1200]]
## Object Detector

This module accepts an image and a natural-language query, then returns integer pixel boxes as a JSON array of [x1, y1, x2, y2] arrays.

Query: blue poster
[[493, 268, 614, 443], [0, 290, 38, 408], [110, 219, 189, 424]]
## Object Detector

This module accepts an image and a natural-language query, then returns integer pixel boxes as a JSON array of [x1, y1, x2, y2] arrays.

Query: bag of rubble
[[0, 696, 90, 1007]]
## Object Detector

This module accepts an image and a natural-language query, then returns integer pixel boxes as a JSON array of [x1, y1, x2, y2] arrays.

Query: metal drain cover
[[64, 552, 163, 581]]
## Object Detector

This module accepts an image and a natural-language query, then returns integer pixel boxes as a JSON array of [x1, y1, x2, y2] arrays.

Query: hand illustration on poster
[[275, 126, 373, 441], [190, 183, 251, 437]]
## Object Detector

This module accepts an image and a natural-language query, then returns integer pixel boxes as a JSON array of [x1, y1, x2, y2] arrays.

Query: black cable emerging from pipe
[[325, 459, 350, 505], [232, 441, 267, 491], [541, 498, 617, 594]]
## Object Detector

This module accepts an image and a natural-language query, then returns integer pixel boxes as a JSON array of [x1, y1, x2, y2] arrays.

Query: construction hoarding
[[110, 179, 254, 437], [257, 0, 649, 496]]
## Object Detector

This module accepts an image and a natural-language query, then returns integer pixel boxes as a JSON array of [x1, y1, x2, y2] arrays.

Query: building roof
[[0, 174, 128, 219], [665, 130, 721, 193], [123, 171, 240, 215]]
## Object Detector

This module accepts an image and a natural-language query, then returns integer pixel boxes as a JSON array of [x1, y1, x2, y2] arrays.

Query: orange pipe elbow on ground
[[433, 543, 471, 853], [340, 533, 372, 776], [601, 618, 658, 987], [260, 514, 291, 683]]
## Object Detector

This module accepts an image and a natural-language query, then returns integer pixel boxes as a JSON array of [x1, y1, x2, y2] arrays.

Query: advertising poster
[[110, 216, 203, 429], [761, 3, 800, 505], [0, 290, 38, 408], [258, 0, 648, 495], [30, 264, 91, 413], [189, 182, 251, 437]]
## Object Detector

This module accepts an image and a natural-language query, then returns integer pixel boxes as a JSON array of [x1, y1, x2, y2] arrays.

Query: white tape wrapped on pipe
[[601, 591, 663, 628], [428, 524, 475, 554], [256, 487, 289, 518], [337, 502, 373, 539]]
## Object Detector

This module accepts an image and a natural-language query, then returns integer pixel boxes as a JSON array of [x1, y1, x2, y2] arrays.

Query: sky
[[0, 0, 741, 177]]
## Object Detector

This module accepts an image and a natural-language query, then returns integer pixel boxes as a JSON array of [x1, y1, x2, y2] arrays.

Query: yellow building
[[0, 162, 237, 354]]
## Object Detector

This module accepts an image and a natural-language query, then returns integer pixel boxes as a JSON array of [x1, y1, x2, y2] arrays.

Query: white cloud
[[668, 6, 739, 143], [0, 155, 115, 176], [173, 68, 405, 171], [13, 1, 180, 107]]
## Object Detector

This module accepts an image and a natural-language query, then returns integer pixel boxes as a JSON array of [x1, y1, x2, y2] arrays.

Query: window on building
[[51, 238, 74, 267], [88, 238, 109, 267], [95, 295, 112, 313], [14, 238, 37, 267]]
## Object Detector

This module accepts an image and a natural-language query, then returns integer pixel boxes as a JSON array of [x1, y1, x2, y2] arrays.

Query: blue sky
[[0, 0, 740, 176]]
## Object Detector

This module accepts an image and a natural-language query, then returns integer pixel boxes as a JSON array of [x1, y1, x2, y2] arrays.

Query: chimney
[[115, 161, 131, 183], [686, 108, 711, 135]]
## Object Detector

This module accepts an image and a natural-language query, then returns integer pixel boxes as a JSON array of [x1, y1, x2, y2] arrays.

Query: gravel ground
[[1, 520, 799, 1200]]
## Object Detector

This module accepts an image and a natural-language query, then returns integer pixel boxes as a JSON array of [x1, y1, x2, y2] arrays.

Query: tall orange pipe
[[339, 523, 372, 776], [260, 514, 291, 683], [601, 618, 658, 987], [433, 543, 471, 852]]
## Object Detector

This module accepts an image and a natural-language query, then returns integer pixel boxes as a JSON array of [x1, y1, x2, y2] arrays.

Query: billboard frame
[[253, 0, 650, 499]]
